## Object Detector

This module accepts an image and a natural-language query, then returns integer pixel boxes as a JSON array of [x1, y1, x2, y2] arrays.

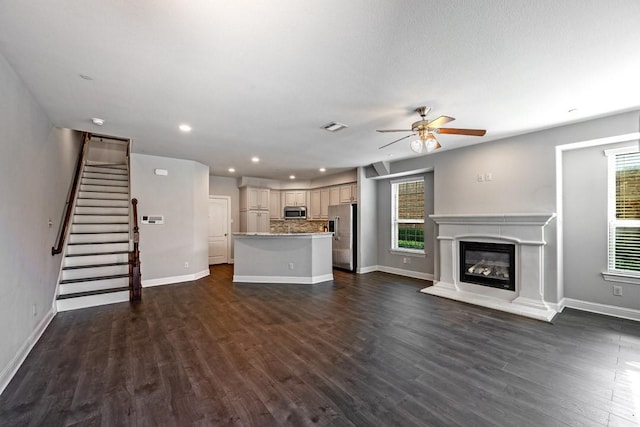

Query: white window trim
[[390, 177, 426, 255], [602, 144, 640, 285]]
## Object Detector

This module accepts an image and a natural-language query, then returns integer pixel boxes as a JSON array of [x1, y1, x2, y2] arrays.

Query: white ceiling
[[1, 1, 639, 181]]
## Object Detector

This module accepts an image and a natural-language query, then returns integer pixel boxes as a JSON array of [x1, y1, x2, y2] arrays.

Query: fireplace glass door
[[459, 241, 516, 291]]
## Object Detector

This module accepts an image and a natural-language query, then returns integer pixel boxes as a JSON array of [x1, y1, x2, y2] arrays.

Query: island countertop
[[232, 232, 333, 284]]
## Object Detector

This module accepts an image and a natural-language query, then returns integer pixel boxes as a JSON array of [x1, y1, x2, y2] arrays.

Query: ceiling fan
[[377, 106, 486, 154]]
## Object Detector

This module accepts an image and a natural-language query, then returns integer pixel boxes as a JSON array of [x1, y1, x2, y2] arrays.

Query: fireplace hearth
[[460, 241, 515, 291]]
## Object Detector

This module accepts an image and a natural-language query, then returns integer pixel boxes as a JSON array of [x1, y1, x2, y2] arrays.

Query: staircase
[[56, 160, 132, 311]]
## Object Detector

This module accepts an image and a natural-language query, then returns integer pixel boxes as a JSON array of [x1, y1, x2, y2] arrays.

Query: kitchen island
[[233, 232, 333, 284]]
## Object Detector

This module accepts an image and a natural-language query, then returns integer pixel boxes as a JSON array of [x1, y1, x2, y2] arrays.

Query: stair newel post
[[130, 198, 142, 301]]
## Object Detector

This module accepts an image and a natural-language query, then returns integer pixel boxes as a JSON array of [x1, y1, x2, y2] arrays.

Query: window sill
[[602, 271, 640, 285], [389, 249, 426, 258]]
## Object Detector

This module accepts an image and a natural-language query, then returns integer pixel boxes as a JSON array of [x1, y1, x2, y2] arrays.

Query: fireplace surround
[[422, 213, 557, 322]]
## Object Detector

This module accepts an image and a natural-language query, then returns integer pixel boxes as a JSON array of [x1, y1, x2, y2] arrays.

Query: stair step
[[71, 223, 128, 234], [78, 191, 128, 200], [80, 184, 129, 193], [75, 206, 129, 215], [81, 178, 129, 187], [76, 198, 129, 207], [62, 264, 129, 281], [56, 289, 129, 312], [73, 214, 129, 224], [85, 161, 127, 169], [58, 276, 129, 296], [82, 172, 128, 181], [67, 242, 129, 255], [60, 273, 130, 285], [64, 252, 129, 267], [68, 232, 129, 244], [84, 165, 128, 175]]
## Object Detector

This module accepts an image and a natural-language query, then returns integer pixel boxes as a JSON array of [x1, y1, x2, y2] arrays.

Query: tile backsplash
[[270, 219, 328, 233]]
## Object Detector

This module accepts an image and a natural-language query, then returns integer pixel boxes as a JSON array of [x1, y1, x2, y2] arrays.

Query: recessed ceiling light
[[319, 167, 326, 172], [322, 122, 348, 132], [179, 124, 192, 132], [251, 156, 260, 163], [91, 117, 104, 126], [228, 168, 236, 173], [79, 74, 93, 80], [289, 175, 296, 180]]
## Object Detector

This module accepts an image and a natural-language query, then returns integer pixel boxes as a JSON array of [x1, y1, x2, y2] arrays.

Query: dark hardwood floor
[[1, 265, 639, 426]]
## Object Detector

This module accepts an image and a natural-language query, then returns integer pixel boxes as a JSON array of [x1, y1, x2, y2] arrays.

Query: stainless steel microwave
[[284, 206, 307, 219]]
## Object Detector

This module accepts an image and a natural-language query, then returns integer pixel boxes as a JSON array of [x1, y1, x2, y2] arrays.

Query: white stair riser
[[75, 206, 129, 215], [83, 172, 128, 181], [73, 214, 128, 224], [86, 161, 127, 167], [67, 242, 129, 255], [71, 223, 128, 233], [68, 233, 129, 244], [56, 291, 129, 312], [64, 252, 129, 267], [76, 198, 129, 207], [84, 166, 128, 175], [62, 264, 129, 281], [81, 178, 129, 187], [80, 184, 129, 193], [78, 191, 128, 200], [59, 277, 129, 295]]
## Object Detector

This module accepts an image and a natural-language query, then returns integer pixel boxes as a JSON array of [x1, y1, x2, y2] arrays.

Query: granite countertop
[[233, 232, 333, 237]]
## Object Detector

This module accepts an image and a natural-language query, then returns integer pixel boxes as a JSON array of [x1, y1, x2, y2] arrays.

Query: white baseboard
[[142, 269, 210, 288], [0, 307, 56, 395], [562, 298, 640, 322], [233, 273, 333, 285], [356, 265, 378, 274], [376, 265, 434, 281]]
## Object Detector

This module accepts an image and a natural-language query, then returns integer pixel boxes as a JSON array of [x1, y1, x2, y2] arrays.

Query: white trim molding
[[142, 269, 210, 288], [376, 265, 433, 281], [562, 298, 640, 322], [0, 307, 56, 395], [232, 274, 334, 284]]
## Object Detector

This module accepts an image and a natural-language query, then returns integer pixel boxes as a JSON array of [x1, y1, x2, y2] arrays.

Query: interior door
[[209, 196, 229, 264]]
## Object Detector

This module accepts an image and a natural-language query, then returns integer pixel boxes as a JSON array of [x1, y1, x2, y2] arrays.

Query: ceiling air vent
[[322, 122, 348, 132]]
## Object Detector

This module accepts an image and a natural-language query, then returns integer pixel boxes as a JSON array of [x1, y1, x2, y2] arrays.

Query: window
[[605, 146, 640, 281], [391, 178, 425, 253]]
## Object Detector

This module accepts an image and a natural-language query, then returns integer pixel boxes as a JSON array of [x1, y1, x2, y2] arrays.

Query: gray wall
[[370, 109, 640, 308], [131, 154, 209, 283], [375, 172, 435, 277], [0, 53, 83, 391], [563, 140, 640, 310]]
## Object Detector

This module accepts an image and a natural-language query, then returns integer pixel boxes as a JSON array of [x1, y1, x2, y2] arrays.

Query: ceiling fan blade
[[427, 115, 455, 129], [378, 134, 415, 149], [376, 129, 413, 133], [436, 128, 487, 136]]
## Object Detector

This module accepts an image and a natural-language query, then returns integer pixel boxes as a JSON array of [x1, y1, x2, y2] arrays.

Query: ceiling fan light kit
[[377, 105, 486, 154]]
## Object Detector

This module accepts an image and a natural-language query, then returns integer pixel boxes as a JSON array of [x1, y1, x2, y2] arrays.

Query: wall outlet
[[288, 262, 294, 270], [477, 173, 484, 182], [32, 304, 37, 317], [485, 172, 493, 181], [403, 257, 411, 264], [613, 285, 623, 296], [184, 261, 189, 268]]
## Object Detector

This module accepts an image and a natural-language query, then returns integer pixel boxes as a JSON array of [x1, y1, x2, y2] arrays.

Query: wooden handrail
[[52, 133, 89, 255], [129, 198, 142, 301]]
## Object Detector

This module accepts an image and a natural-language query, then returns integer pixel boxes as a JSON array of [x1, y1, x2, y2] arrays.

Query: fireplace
[[459, 241, 515, 291]]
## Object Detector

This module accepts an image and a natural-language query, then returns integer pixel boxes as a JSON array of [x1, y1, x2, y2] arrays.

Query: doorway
[[209, 196, 230, 265]]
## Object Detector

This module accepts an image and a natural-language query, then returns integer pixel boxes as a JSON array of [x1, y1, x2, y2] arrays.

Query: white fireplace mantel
[[422, 213, 557, 322]]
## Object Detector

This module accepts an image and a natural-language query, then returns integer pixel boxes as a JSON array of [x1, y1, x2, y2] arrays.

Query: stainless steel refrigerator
[[327, 204, 357, 271]]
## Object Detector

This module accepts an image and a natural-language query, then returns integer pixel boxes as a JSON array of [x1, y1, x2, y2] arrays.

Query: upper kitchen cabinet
[[283, 190, 307, 207], [240, 187, 270, 211], [329, 187, 340, 206], [339, 183, 357, 204], [310, 188, 330, 219], [270, 189, 281, 219]]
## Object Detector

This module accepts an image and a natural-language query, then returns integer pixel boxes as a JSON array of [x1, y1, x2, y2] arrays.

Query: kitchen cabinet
[[240, 187, 269, 211], [240, 210, 270, 233], [269, 189, 281, 219], [329, 187, 340, 206], [283, 190, 307, 207], [339, 183, 357, 204], [310, 188, 330, 219]]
